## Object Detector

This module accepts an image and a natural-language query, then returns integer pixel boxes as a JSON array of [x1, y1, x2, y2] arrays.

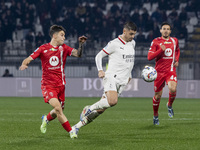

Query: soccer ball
[[141, 66, 157, 82]]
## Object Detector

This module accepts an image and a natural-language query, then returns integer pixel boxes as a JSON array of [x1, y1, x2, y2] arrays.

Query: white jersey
[[103, 36, 136, 85]]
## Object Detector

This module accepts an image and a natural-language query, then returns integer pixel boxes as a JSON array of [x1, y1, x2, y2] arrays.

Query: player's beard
[[163, 33, 169, 39]]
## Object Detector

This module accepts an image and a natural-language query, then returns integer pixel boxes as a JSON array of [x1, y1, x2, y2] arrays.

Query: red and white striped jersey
[[148, 37, 180, 73], [30, 43, 73, 87]]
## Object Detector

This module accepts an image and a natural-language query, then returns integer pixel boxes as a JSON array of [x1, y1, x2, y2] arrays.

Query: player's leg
[[76, 91, 118, 126], [48, 98, 76, 138], [72, 90, 118, 134], [152, 73, 165, 125], [166, 72, 177, 118], [46, 109, 57, 122], [90, 91, 118, 111], [167, 81, 177, 118], [40, 86, 57, 133], [153, 90, 162, 125]]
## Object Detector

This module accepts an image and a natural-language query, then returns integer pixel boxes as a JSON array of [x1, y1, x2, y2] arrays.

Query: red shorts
[[41, 85, 65, 109], [154, 71, 177, 92]]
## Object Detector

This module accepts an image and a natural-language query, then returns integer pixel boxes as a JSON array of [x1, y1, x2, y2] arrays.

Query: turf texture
[[0, 97, 199, 150]]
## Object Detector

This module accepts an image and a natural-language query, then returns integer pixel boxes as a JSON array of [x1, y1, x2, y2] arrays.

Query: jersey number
[[170, 75, 177, 81]]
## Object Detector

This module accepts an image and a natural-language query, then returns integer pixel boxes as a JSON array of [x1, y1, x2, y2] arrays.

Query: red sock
[[47, 112, 55, 122], [152, 96, 160, 116], [62, 121, 72, 132], [168, 92, 176, 107]]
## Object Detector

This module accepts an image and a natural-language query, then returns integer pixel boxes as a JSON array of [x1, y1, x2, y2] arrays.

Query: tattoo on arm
[[77, 42, 83, 57]]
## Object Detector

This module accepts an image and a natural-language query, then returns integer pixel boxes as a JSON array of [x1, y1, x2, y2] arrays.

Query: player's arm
[[174, 39, 180, 67], [71, 35, 87, 57], [95, 50, 107, 78], [148, 41, 164, 60], [19, 56, 33, 70]]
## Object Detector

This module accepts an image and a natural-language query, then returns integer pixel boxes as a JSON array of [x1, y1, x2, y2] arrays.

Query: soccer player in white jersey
[[71, 21, 137, 137]]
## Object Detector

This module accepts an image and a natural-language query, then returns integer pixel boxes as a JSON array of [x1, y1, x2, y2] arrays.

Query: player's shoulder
[[153, 37, 162, 42], [40, 43, 50, 49], [105, 38, 118, 47], [171, 37, 178, 42]]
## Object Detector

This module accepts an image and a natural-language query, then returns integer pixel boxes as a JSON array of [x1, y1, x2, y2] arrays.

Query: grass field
[[0, 97, 200, 150]]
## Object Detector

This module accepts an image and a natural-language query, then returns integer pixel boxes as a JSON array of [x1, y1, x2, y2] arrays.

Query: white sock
[[75, 110, 100, 129], [89, 94, 110, 111]]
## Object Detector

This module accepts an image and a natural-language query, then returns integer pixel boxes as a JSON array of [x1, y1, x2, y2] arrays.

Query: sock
[[89, 94, 110, 111], [47, 112, 56, 122], [62, 121, 72, 132], [76, 110, 100, 129], [168, 92, 176, 107], [152, 96, 160, 116]]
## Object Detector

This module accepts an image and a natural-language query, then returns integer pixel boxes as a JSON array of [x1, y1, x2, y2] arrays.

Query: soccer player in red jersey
[[19, 25, 87, 138], [147, 22, 180, 125]]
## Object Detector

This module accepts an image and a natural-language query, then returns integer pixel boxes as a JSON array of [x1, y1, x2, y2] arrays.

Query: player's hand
[[98, 70, 105, 78], [79, 36, 87, 44], [19, 65, 28, 70], [160, 44, 166, 51], [174, 61, 179, 67]]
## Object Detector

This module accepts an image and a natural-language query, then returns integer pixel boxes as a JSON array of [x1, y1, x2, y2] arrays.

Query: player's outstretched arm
[[71, 36, 87, 57], [19, 56, 33, 70]]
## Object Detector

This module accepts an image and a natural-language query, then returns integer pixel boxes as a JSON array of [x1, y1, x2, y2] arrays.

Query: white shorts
[[102, 75, 127, 95]]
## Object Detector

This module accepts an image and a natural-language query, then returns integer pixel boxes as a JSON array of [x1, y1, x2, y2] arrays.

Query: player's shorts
[[41, 85, 65, 109], [102, 75, 126, 95], [154, 71, 177, 92]]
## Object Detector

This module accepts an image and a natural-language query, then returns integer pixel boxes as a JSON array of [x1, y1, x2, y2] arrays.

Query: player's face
[[160, 25, 171, 39], [54, 31, 65, 45], [124, 29, 137, 42]]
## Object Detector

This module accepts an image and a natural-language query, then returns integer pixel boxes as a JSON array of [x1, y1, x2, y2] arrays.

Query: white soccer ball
[[141, 66, 157, 82]]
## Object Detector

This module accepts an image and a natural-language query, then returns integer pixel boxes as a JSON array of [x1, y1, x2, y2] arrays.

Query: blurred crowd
[[0, 0, 199, 47]]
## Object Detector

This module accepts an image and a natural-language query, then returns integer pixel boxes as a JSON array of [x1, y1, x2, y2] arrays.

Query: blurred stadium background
[[1, 1, 200, 149], [0, 0, 199, 79]]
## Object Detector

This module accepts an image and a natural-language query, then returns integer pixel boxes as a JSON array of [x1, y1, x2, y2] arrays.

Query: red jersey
[[148, 37, 180, 73], [30, 43, 73, 87]]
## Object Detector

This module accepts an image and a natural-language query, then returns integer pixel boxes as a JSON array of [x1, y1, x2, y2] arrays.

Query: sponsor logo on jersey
[[49, 56, 59, 66], [123, 55, 134, 63], [49, 48, 58, 51], [44, 50, 48, 53], [164, 48, 172, 56], [164, 41, 172, 44]]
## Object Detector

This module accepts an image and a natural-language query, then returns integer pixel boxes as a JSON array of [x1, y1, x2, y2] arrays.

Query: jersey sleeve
[[147, 39, 163, 60], [30, 47, 43, 60], [64, 44, 73, 56], [175, 38, 180, 62], [102, 41, 115, 55]]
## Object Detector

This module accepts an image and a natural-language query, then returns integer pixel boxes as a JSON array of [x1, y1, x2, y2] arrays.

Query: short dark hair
[[49, 25, 66, 38], [161, 22, 172, 30], [123, 21, 137, 31]]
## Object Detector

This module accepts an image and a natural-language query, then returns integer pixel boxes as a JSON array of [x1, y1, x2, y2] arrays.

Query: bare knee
[[155, 94, 162, 100], [108, 97, 118, 106], [105, 91, 118, 107], [169, 87, 176, 93]]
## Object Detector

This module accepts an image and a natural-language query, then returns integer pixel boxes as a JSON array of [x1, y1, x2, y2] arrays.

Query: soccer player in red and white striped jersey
[[19, 25, 87, 138], [148, 22, 180, 125]]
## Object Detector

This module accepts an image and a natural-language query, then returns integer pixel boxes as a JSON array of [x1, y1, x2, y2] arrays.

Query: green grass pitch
[[0, 97, 199, 150]]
